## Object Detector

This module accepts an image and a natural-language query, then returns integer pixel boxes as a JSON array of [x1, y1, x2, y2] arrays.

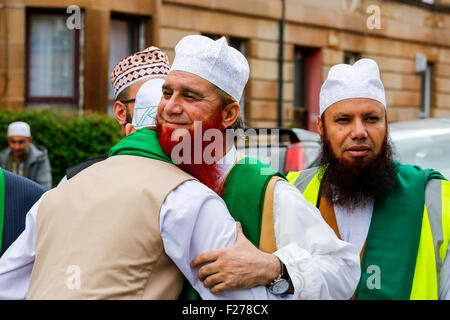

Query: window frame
[[108, 13, 143, 109], [293, 46, 322, 131], [25, 8, 80, 106]]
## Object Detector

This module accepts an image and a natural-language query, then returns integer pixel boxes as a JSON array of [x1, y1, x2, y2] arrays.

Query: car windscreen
[[391, 128, 450, 179]]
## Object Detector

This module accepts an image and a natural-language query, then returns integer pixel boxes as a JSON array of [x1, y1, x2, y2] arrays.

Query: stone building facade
[[1, 0, 449, 131]]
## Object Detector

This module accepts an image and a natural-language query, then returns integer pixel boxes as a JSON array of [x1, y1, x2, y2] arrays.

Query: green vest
[[287, 163, 450, 300], [180, 156, 285, 299]]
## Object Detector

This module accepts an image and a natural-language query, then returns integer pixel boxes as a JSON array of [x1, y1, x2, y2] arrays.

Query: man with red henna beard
[[0, 68, 290, 300], [287, 58, 450, 300], [157, 35, 360, 300], [157, 113, 224, 194]]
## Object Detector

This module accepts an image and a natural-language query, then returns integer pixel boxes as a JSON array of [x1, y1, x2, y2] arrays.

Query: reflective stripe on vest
[[287, 168, 449, 300], [441, 181, 450, 269], [410, 205, 438, 299]]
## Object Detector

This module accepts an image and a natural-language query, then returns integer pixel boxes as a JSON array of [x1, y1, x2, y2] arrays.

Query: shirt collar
[[216, 145, 237, 181]]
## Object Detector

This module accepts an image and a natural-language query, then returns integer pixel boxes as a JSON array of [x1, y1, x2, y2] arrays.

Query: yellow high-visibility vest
[[287, 168, 450, 300]]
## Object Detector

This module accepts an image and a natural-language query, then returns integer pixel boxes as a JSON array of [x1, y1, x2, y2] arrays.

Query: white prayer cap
[[170, 35, 250, 102], [131, 78, 165, 129], [7, 121, 31, 137], [319, 58, 386, 116]]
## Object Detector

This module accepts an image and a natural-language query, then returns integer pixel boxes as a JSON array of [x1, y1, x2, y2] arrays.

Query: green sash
[[354, 163, 446, 300], [179, 157, 285, 299], [0, 168, 4, 253], [221, 157, 285, 246], [108, 129, 172, 164], [108, 133, 285, 299]]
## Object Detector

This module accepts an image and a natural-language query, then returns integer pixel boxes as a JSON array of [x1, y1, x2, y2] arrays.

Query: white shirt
[[0, 148, 360, 300], [200, 147, 359, 299], [334, 201, 374, 254]]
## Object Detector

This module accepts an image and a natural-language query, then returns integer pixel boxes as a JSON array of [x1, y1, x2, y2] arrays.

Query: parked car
[[389, 117, 450, 178], [235, 127, 321, 174]]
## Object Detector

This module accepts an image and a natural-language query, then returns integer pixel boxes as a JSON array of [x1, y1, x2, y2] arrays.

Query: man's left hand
[[191, 222, 281, 294]]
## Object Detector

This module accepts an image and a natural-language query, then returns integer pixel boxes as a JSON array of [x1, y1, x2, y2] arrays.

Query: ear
[[113, 101, 128, 127], [221, 102, 240, 129], [28, 136, 33, 143], [317, 115, 323, 137], [125, 123, 137, 136]]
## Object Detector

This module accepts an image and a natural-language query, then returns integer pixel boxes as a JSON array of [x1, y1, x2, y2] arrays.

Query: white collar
[[216, 146, 237, 182]]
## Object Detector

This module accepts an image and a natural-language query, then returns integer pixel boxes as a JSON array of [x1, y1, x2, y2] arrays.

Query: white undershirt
[[334, 201, 374, 254]]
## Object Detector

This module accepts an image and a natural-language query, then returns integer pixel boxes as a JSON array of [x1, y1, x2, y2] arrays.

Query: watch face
[[271, 279, 290, 295]]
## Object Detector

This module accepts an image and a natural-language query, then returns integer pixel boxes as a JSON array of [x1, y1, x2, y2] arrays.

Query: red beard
[[157, 114, 225, 195]]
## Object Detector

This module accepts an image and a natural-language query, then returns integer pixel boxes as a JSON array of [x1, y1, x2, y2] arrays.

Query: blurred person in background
[[0, 121, 52, 189]]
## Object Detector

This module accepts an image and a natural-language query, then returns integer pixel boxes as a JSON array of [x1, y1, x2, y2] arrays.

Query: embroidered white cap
[[110, 47, 170, 99], [7, 121, 31, 137], [170, 35, 250, 102], [319, 58, 386, 115], [132, 78, 166, 129]]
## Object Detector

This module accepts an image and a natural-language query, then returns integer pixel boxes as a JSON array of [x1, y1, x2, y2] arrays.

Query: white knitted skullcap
[[319, 58, 386, 115], [132, 78, 165, 129], [8, 121, 31, 137], [170, 35, 250, 102]]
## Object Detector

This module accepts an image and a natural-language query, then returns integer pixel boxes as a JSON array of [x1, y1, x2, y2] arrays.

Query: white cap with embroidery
[[319, 58, 386, 116], [170, 35, 250, 103], [131, 78, 165, 129]]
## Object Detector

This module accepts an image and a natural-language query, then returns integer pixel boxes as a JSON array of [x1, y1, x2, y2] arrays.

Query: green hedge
[[0, 109, 122, 187]]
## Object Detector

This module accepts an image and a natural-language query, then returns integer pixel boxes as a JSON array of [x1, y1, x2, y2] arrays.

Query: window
[[202, 34, 248, 119], [26, 10, 80, 109], [344, 51, 360, 65], [108, 14, 143, 112], [229, 37, 247, 56], [420, 62, 433, 118], [416, 52, 433, 118], [202, 33, 223, 41], [293, 49, 309, 129], [293, 47, 322, 131]]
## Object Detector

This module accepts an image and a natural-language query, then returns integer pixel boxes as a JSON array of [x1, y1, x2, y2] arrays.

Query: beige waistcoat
[[27, 155, 194, 300]]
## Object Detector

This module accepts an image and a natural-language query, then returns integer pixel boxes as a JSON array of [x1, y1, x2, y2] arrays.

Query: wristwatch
[[267, 261, 291, 295]]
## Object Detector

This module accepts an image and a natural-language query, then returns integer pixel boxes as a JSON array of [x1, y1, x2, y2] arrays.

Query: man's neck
[[12, 151, 28, 163]]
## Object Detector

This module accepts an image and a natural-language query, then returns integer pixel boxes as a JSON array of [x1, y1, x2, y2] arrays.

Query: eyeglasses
[[120, 99, 136, 104]]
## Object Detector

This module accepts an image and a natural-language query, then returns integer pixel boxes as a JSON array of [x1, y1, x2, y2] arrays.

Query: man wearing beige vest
[[0, 66, 290, 300]]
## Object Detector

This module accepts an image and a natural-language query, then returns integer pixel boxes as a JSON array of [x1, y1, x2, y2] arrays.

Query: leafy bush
[[0, 109, 122, 186]]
